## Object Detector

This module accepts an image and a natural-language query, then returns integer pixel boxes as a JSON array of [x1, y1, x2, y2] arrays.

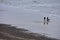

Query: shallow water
[[0, 0, 60, 39]]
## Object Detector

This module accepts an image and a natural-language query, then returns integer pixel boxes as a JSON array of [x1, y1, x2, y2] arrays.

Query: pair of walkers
[[44, 17, 50, 24]]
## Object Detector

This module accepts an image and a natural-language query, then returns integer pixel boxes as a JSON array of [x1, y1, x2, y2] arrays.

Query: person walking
[[44, 17, 46, 21], [44, 17, 46, 24], [47, 17, 50, 24]]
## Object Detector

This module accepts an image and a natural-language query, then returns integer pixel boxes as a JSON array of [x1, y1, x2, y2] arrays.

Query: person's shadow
[[44, 20, 45, 24]]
